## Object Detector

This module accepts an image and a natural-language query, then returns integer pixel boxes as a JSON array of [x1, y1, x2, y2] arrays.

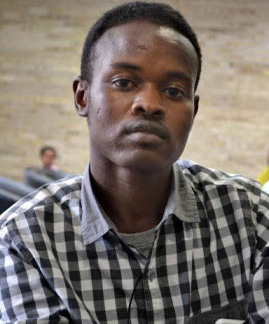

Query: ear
[[194, 95, 199, 117], [73, 76, 89, 117]]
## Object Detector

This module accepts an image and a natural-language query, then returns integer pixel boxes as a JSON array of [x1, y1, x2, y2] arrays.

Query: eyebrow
[[110, 62, 192, 84], [110, 62, 142, 71], [166, 71, 192, 84]]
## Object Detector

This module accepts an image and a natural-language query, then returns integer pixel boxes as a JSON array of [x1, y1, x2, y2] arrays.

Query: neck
[[90, 159, 173, 234]]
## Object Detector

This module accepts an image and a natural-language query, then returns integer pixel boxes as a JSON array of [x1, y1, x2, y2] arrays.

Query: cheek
[[90, 93, 131, 130], [170, 107, 195, 138], [88, 96, 125, 142], [88, 92, 111, 125]]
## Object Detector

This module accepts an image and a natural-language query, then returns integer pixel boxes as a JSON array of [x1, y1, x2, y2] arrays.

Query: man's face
[[76, 21, 199, 172], [41, 149, 56, 168]]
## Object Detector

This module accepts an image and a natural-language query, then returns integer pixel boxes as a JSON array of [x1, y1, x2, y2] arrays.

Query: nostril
[[136, 106, 146, 114], [131, 101, 164, 117], [131, 105, 146, 116], [153, 109, 164, 117]]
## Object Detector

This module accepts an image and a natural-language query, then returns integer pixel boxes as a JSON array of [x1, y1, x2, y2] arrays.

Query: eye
[[165, 86, 184, 100], [112, 78, 135, 90]]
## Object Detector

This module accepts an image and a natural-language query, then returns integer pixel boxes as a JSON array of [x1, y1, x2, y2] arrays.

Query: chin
[[115, 150, 178, 173]]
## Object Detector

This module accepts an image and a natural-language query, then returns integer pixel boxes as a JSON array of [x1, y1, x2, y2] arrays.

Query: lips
[[123, 120, 169, 140]]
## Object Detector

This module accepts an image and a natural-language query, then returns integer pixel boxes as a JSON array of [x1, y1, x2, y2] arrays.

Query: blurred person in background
[[24, 146, 69, 188], [39, 145, 59, 171]]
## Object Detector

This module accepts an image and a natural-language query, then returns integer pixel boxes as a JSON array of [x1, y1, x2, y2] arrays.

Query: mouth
[[123, 120, 169, 140]]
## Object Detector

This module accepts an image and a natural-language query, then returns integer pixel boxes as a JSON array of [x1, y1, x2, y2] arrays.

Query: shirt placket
[[115, 229, 158, 324], [139, 226, 161, 324]]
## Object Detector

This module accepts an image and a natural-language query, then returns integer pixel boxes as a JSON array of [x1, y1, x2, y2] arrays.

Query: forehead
[[92, 20, 198, 80], [43, 149, 55, 155]]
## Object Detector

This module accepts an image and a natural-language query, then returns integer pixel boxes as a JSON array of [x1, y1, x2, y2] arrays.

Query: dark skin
[[73, 21, 199, 233]]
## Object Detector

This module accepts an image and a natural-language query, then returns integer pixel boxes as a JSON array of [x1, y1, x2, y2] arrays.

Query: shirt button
[[148, 270, 156, 281]]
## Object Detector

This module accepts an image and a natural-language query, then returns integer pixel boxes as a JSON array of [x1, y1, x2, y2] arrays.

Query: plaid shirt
[[0, 160, 268, 324]]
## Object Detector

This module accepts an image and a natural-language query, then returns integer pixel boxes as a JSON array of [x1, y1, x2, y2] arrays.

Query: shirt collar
[[80, 164, 111, 245], [81, 162, 200, 245], [165, 162, 200, 223]]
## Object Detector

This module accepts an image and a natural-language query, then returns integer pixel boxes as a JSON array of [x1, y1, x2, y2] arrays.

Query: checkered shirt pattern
[[0, 160, 268, 324]]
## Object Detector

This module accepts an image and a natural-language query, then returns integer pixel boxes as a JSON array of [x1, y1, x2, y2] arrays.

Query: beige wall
[[0, 0, 268, 181]]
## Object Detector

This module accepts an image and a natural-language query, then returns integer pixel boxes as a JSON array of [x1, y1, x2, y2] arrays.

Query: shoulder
[[176, 160, 269, 235], [177, 159, 262, 195], [176, 159, 269, 217], [0, 175, 83, 230]]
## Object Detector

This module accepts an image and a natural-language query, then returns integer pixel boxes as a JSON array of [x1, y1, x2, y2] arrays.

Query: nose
[[131, 84, 165, 118]]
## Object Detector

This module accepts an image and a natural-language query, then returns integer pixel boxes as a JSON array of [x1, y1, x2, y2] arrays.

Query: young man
[[0, 2, 268, 324]]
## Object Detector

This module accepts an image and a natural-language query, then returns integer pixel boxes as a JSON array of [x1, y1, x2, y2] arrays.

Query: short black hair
[[81, 1, 202, 90], [40, 146, 56, 157]]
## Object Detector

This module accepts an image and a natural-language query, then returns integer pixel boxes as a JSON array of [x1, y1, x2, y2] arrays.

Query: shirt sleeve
[[0, 227, 70, 324], [246, 189, 269, 324]]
